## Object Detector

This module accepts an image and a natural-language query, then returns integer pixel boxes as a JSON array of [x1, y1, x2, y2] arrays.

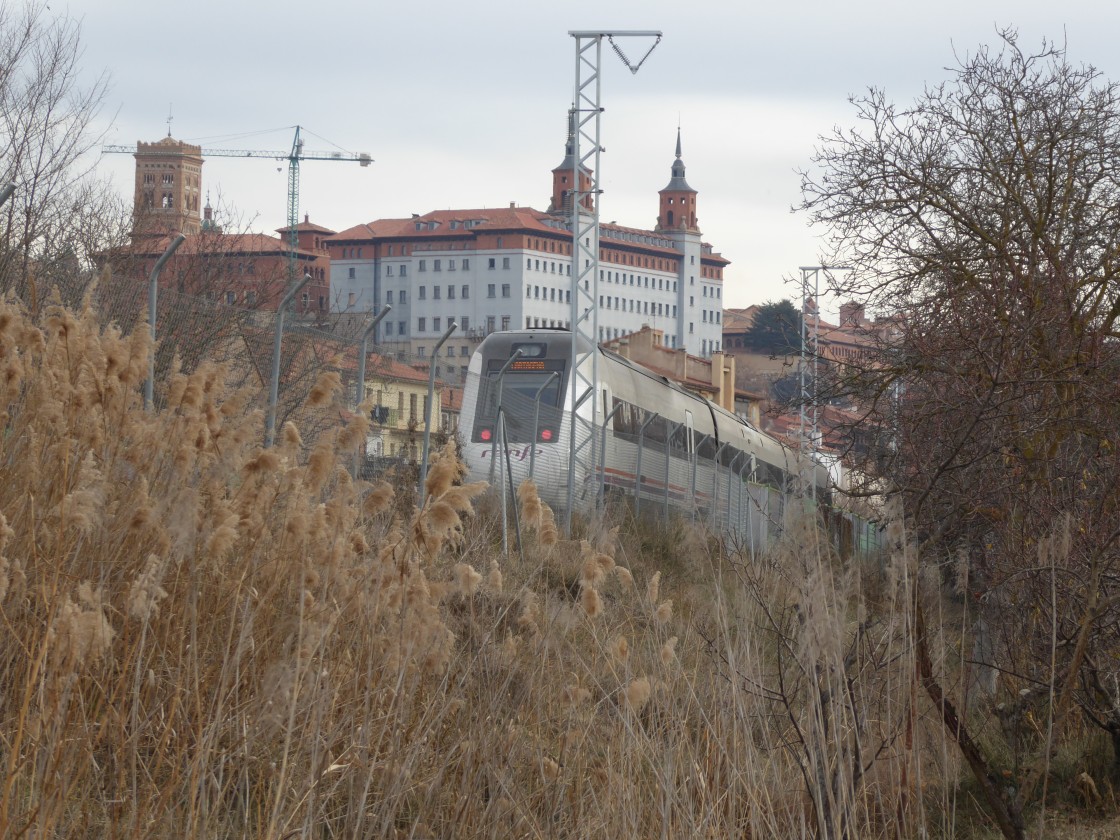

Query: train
[[457, 329, 866, 553]]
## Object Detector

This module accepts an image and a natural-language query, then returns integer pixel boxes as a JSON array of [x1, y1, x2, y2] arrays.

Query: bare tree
[[0, 1, 112, 306], [801, 31, 1120, 839]]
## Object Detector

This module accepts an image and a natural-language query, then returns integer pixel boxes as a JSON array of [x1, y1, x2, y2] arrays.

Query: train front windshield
[[471, 356, 567, 444]]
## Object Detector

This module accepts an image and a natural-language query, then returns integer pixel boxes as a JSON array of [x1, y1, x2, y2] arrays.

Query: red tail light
[[480, 428, 492, 442], [540, 428, 554, 442]]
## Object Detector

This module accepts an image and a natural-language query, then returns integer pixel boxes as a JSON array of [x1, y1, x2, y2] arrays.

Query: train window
[[696, 434, 718, 460], [645, 416, 668, 444]]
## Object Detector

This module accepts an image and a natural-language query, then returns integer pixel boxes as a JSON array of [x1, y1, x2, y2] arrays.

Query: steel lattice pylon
[[564, 30, 661, 534]]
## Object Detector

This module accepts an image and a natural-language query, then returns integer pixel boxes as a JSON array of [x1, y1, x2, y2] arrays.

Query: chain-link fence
[[10, 265, 467, 486]]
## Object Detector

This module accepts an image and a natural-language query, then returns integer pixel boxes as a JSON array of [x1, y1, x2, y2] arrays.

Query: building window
[[487, 283, 496, 298], [461, 316, 469, 331], [502, 256, 510, 269], [385, 321, 394, 336], [162, 173, 173, 185], [690, 322, 694, 334], [348, 267, 356, 279], [434, 259, 442, 272], [502, 284, 510, 298], [461, 284, 469, 299], [386, 265, 394, 277], [460, 345, 469, 357], [433, 286, 441, 300], [419, 260, 427, 272], [486, 316, 495, 332], [447, 285, 455, 300], [347, 291, 356, 307], [501, 316, 510, 330], [526, 317, 531, 329], [398, 320, 405, 335], [400, 265, 407, 277], [387, 290, 394, 303], [419, 286, 426, 300], [462, 259, 470, 270], [488, 257, 496, 269], [448, 259, 456, 271], [418, 317, 426, 332], [400, 290, 407, 304], [446, 346, 454, 357]]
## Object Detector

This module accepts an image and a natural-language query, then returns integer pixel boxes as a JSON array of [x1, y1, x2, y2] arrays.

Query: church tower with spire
[[656, 129, 699, 233], [547, 109, 594, 216]]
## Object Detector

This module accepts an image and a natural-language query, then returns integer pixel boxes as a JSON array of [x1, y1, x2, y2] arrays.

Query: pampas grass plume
[[610, 635, 629, 661], [580, 584, 603, 618], [127, 555, 169, 622], [653, 599, 673, 624], [307, 370, 342, 407], [454, 563, 482, 598], [487, 560, 503, 592], [363, 482, 394, 516], [541, 757, 561, 782], [660, 636, 678, 665], [624, 677, 651, 711], [646, 571, 661, 605], [282, 420, 303, 449], [563, 684, 591, 705]]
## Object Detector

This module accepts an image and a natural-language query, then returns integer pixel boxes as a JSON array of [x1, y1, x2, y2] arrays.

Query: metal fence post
[[633, 412, 657, 516], [265, 273, 312, 448], [711, 442, 729, 530], [528, 370, 560, 480], [727, 451, 742, 537], [355, 306, 391, 407], [144, 233, 185, 411], [664, 421, 679, 516], [598, 402, 622, 507], [351, 306, 391, 478], [418, 322, 457, 502], [487, 349, 523, 484]]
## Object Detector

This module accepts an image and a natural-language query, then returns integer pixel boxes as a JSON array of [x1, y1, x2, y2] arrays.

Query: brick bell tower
[[656, 129, 699, 233], [131, 133, 204, 239], [548, 108, 594, 216]]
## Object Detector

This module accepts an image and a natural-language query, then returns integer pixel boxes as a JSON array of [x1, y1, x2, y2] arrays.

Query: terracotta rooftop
[[328, 207, 727, 258], [130, 232, 322, 259]]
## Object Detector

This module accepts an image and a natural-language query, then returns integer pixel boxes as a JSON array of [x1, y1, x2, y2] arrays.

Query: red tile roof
[[130, 232, 322, 259], [327, 207, 727, 259]]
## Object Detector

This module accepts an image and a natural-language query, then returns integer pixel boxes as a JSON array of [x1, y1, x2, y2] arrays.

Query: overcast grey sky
[[71, 0, 1120, 309]]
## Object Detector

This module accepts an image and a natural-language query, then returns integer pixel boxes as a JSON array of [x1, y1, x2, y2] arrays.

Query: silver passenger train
[[459, 329, 840, 551]]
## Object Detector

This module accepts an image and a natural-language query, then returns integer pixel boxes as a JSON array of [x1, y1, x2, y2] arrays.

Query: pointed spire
[[661, 129, 694, 193], [554, 105, 579, 171]]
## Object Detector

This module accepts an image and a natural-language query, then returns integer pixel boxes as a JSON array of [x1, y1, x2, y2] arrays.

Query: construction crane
[[104, 125, 373, 281]]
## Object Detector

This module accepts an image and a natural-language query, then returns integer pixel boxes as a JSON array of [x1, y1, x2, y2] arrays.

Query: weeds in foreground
[[0, 297, 1115, 838]]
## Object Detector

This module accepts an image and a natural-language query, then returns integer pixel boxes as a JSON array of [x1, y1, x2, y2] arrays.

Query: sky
[[66, 0, 1120, 312]]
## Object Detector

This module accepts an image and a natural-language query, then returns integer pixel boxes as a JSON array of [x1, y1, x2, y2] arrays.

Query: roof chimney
[[509, 201, 516, 209]]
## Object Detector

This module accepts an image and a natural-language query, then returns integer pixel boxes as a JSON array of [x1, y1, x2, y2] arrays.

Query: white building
[[327, 130, 728, 370]]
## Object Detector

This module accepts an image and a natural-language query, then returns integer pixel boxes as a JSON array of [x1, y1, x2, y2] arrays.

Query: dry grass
[[0, 296, 1111, 838]]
